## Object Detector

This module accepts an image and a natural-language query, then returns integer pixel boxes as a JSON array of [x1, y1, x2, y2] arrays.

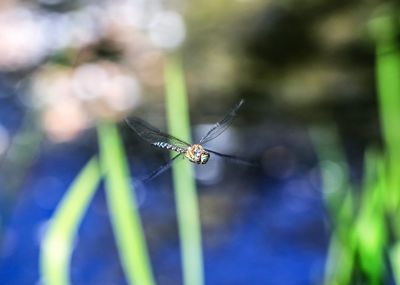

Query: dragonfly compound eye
[[200, 152, 209, 164]]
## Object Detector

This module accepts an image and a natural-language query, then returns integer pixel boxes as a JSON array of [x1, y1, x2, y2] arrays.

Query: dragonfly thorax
[[185, 144, 210, 164]]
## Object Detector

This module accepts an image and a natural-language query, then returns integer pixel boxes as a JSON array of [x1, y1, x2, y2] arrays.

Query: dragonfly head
[[186, 144, 210, 164]]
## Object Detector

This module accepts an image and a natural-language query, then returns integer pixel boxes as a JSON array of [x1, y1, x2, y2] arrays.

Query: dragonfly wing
[[142, 153, 183, 182], [125, 118, 190, 150], [199, 99, 245, 144], [205, 148, 258, 167]]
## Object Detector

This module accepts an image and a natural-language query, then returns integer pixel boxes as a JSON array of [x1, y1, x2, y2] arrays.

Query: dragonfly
[[126, 99, 253, 182]]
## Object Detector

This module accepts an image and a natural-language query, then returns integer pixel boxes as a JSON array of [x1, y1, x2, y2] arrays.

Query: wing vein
[[199, 99, 244, 144], [125, 117, 190, 150]]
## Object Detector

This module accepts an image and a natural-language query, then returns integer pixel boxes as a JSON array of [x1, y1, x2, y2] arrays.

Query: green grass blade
[[40, 157, 101, 285], [371, 12, 400, 284], [165, 53, 204, 285], [310, 125, 356, 285], [355, 149, 386, 284], [390, 243, 400, 283], [323, 229, 355, 285], [372, 13, 400, 210], [97, 121, 155, 285]]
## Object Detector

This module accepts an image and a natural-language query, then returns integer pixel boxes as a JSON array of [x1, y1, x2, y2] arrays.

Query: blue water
[[0, 138, 328, 285]]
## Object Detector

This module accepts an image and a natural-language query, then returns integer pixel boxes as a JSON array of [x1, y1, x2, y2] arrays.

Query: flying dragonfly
[[126, 99, 253, 182]]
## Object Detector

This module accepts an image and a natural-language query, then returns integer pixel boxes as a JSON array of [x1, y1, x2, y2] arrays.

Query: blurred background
[[0, 0, 399, 284]]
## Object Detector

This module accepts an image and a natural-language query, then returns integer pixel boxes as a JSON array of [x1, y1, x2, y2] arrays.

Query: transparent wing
[[125, 118, 190, 150], [205, 148, 258, 167], [199, 99, 245, 144], [142, 153, 183, 183]]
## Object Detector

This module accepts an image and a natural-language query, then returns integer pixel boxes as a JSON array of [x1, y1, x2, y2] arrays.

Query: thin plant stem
[[164, 53, 204, 285], [40, 158, 101, 285], [97, 121, 156, 285]]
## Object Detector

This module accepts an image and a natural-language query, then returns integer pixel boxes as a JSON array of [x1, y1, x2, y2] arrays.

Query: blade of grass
[[40, 157, 101, 285], [371, 11, 400, 283], [97, 121, 155, 285], [164, 53, 204, 285], [391, 243, 400, 283], [310, 125, 357, 285], [323, 222, 355, 285], [355, 149, 386, 285], [372, 12, 400, 211]]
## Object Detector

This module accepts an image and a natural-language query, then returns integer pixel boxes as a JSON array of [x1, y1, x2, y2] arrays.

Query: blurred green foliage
[[314, 7, 400, 285]]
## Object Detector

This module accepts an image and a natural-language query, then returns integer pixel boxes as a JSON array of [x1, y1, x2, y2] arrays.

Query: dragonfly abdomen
[[153, 141, 187, 153]]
